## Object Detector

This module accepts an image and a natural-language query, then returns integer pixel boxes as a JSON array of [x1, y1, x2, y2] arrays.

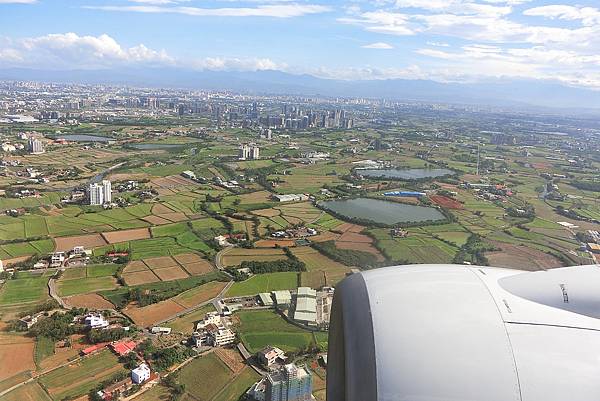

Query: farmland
[[226, 272, 299, 297], [236, 310, 316, 353]]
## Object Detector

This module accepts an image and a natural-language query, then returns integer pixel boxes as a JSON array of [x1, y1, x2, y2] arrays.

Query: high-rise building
[[89, 183, 104, 206], [250, 363, 312, 401], [239, 144, 250, 160], [251, 146, 260, 160], [102, 180, 112, 203], [27, 138, 44, 154]]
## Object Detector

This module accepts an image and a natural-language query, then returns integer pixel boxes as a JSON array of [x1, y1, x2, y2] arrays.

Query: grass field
[[57, 276, 119, 297], [213, 367, 260, 401], [291, 247, 350, 287], [178, 353, 233, 400], [0, 271, 51, 306], [226, 272, 299, 297], [39, 349, 125, 401], [34, 336, 55, 367], [221, 248, 288, 267], [2, 381, 52, 401], [237, 310, 315, 353]]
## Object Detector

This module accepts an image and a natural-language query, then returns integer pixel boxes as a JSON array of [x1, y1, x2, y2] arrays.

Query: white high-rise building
[[102, 180, 112, 203], [251, 146, 260, 159], [239, 144, 250, 160], [89, 183, 104, 205], [28, 138, 44, 154]]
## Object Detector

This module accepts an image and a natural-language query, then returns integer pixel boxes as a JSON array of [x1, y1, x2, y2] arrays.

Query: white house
[[84, 313, 109, 329], [196, 312, 222, 331], [131, 363, 151, 384]]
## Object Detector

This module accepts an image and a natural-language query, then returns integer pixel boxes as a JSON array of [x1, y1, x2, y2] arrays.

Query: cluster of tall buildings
[[239, 144, 260, 160], [249, 363, 313, 401], [27, 137, 44, 154], [88, 180, 112, 205]]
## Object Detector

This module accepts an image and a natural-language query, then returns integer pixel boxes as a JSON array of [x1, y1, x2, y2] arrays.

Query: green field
[[38, 349, 126, 401], [226, 272, 299, 297], [0, 271, 51, 305], [213, 367, 260, 401], [57, 276, 118, 297], [178, 353, 233, 400], [237, 310, 315, 353], [165, 304, 215, 334], [35, 336, 55, 367]]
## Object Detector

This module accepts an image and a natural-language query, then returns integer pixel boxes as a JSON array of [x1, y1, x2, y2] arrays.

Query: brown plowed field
[[214, 347, 245, 373], [180, 261, 214, 275], [153, 266, 190, 281], [63, 294, 114, 309], [152, 203, 176, 214], [122, 260, 149, 273], [144, 256, 178, 269], [124, 300, 186, 327], [142, 215, 171, 225], [338, 231, 372, 243], [335, 240, 385, 261], [254, 239, 297, 248], [0, 334, 35, 381], [159, 212, 188, 222], [54, 233, 108, 252], [430, 195, 464, 209], [486, 241, 563, 271], [252, 208, 280, 217], [174, 253, 204, 264], [174, 281, 228, 309], [102, 228, 150, 244], [121, 270, 160, 286]]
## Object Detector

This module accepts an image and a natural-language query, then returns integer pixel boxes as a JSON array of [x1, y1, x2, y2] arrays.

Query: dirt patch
[[486, 241, 564, 270], [173, 253, 204, 264], [430, 195, 464, 210], [254, 239, 297, 248], [102, 228, 150, 244], [54, 233, 108, 252], [158, 212, 188, 222], [335, 240, 385, 261], [337, 231, 372, 243], [63, 294, 114, 310], [180, 261, 214, 276], [0, 334, 35, 381], [4, 256, 33, 266], [144, 256, 178, 269], [153, 266, 190, 282], [121, 270, 160, 286], [173, 281, 228, 309], [122, 260, 149, 273], [252, 208, 280, 217], [310, 231, 340, 242], [151, 203, 176, 215], [214, 347, 245, 373], [142, 215, 172, 225], [124, 300, 186, 327]]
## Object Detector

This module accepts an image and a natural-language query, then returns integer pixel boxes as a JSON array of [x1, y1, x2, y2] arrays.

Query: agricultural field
[[0, 332, 36, 382], [38, 349, 126, 401], [164, 304, 215, 334], [0, 271, 52, 308], [292, 247, 351, 287], [226, 272, 299, 297], [178, 353, 233, 401], [221, 247, 288, 267], [236, 310, 315, 353]]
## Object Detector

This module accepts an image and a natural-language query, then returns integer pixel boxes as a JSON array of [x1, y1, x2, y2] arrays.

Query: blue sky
[[1, 0, 600, 87]]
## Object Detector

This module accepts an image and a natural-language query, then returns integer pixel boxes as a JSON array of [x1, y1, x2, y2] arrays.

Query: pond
[[320, 197, 445, 225], [57, 134, 116, 143], [358, 168, 454, 180]]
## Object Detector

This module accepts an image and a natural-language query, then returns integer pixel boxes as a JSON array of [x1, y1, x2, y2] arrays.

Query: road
[[47, 273, 70, 309]]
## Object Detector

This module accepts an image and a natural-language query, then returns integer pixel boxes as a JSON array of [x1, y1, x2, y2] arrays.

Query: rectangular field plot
[[121, 270, 161, 286], [226, 272, 298, 297], [221, 248, 288, 267], [144, 256, 179, 269], [0, 333, 36, 382], [0, 271, 50, 306], [173, 281, 228, 309], [178, 353, 233, 401], [101, 227, 150, 244], [180, 260, 215, 275], [53, 233, 107, 252], [122, 260, 149, 273], [38, 349, 125, 401], [1, 381, 52, 401], [152, 265, 190, 281], [291, 247, 351, 286], [124, 300, 186, 327], [237, 310, 314, 353], [57, 276, 119, 297]]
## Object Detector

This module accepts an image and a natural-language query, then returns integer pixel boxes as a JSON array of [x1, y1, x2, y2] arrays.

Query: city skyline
[[1, 0, 600, 89]]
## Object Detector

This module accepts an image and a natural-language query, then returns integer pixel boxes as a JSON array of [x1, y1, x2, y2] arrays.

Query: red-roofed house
[[110, 340, 137, 356], [81, 342, 108, 356]]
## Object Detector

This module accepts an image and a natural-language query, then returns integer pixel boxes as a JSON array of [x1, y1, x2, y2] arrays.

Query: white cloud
[[0, 32, 285, 73], [83, 3, 331, 18], [338, 11, 415, 36], [0, 0, 36, 3], [362, 42, 394, 49], [524, 5, 600, 27], [426, 41, 450, 47]]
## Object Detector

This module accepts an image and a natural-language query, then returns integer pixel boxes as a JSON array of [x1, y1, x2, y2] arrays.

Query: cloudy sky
[[1, 0, 600, 87]]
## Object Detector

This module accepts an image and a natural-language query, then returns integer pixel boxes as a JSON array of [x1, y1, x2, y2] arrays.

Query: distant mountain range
[[2, 67, 599, 112]]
